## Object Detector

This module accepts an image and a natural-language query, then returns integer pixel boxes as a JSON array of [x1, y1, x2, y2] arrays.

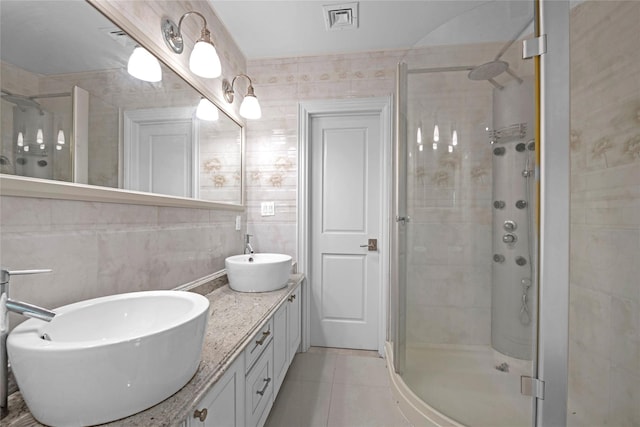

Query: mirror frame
[[0, 0, 245, 211]]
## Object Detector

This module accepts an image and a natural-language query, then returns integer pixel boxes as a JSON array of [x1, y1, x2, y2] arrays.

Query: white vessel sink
[[7, 290, 210, 426], [225, 253, 292, 292]]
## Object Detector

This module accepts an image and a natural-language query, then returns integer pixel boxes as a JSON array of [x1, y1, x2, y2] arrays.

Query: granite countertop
[[5, 274, 305, 427]]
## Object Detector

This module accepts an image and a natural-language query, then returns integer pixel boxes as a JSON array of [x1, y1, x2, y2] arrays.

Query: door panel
[[138, 122, 192, 197], [320, 254, 366, 321]]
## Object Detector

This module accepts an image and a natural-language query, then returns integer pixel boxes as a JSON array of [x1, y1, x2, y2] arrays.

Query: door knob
[[359, 239, 377, 251]]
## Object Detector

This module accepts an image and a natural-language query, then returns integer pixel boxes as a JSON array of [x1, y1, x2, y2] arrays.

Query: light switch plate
[[261, 202, 275, 216], [235, 215, 242, 230]]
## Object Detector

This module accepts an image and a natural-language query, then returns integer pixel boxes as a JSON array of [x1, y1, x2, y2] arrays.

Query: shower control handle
[[503, 233, 517, 244], [503, 221, 517, 231]]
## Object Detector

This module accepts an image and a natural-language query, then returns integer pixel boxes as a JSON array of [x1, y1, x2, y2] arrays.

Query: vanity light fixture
[[162, 11, 221, 79], [195, 97, 219, 121], [127, 46, 162, 82], [223, 74, 262, 120]]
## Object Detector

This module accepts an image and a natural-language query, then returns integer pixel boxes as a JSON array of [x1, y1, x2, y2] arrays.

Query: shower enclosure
[[0, 90, 72, 181], [389, 1, 559, 426]]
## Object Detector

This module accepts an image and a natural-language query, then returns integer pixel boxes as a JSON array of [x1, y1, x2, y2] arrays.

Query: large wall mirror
[[0, 1, 244, 207]]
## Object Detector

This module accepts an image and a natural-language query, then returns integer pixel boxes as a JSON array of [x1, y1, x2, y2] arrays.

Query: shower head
[[468, 60, 509, 81], [1, 90, 43, 112]]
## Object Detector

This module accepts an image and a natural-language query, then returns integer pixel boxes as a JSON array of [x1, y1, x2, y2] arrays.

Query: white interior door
[[137, 121, 192, 197], [310, 113, 381, 350], [123, 108, 197, 198]]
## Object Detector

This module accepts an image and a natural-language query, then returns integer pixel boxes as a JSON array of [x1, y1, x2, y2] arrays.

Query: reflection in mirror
[[0, 1, 243, 205]]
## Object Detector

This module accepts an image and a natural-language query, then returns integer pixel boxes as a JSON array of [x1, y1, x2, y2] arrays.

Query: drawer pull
[[256, 377, 271, 396], [193, 408, 208, 422], [255, 330, 271, 345], [288, 294, 296, 302]]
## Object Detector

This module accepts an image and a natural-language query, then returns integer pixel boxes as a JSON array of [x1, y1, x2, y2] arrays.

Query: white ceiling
[[0, 1, 543, 76], [209, 0, 535, 60], [0, 1, 135, 75]]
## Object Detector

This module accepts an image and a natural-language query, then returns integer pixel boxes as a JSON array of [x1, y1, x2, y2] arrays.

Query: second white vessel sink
[[7, 290, 210, 426], [225, 253, 292, 292]]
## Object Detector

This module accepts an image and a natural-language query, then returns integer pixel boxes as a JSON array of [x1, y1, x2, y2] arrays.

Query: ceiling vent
[[100, 27, 135, 47], [323, 2, 359, 31]]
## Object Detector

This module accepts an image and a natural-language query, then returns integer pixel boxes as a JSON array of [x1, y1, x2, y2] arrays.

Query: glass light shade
[[239, 95, 261, 120], [189, 41, 221, 78], [57, 130, 65, 145], [433, 124, 439, 142], [127, 47, 162, 82], [196, 98, 219, 121], [452, 130, 458, 146], [36, 128, 43, 144], [17, 132, 24, 147], [416, 126, 422, 144]]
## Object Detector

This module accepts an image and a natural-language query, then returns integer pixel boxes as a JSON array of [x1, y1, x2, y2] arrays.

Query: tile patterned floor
[[265, 347, 411, 427]]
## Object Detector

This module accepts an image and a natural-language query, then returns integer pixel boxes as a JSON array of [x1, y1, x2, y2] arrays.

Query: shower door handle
[[395, 216, 410, 225]]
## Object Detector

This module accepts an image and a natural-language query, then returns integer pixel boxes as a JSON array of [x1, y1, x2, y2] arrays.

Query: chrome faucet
[[1, 268, 55, 418], [244, 234, 254, 255]]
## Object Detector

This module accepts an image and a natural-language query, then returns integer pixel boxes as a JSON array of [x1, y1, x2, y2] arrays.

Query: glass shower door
[[393, 2, 539, 426]]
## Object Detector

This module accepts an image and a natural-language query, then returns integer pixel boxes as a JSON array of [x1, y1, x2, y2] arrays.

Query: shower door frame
[[390, 0, 570, 426], [534, 1, 570, 425]]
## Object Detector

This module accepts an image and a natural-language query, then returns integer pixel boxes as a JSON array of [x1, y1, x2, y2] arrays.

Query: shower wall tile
[[569, 1, 640, 426]]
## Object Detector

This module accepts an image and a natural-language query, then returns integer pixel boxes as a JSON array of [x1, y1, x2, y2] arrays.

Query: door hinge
[[522, 34, 547, 59], [521, 376, 545, 399]]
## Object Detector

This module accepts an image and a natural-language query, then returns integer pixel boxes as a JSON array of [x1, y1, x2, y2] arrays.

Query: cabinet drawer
[[245, 341, 273, 427], [245, 318, 273, 373]]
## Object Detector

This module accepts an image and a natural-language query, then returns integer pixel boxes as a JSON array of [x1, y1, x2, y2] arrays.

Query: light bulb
[[196, 98, 219, 121], [57, 130, 65, 145], [452, 130, 458, 146], [239, 94, 262, 120], [189, 41, 221, 78], [433, 125, 439, 142], [417, 126, 422, 144], [17, 132, 24, 147], [127, 47, 162, 82], [36, 128, 43, 144]]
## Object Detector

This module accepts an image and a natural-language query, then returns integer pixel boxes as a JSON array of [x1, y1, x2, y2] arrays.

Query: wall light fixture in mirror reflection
[[0, 1, 243, 206]]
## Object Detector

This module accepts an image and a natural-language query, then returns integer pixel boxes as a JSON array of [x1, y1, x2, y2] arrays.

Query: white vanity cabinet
[[273, 285, 301, 395], [188, 354, 245, 427], [186, 281, 302, 427]]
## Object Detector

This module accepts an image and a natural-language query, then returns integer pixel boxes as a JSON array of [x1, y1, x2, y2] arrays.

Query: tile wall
[[0, 0, 247, 329], [568, 1, 640, 425], [245, 51, 405, 257]]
